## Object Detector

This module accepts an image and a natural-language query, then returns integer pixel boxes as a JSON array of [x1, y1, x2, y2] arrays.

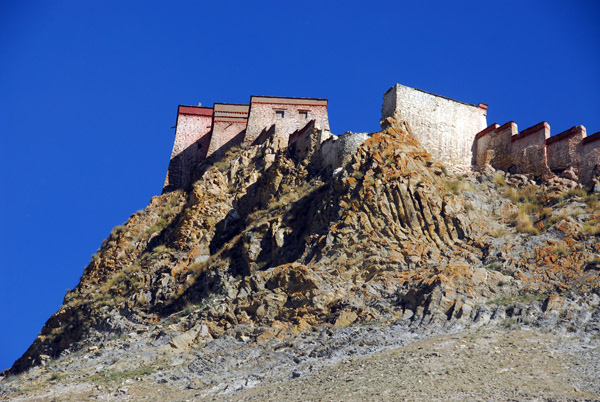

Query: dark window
[[275, 110, 285, 118], [299, 110, 309, 119]]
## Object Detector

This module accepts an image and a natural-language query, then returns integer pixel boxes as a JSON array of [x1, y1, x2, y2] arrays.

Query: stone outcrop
[[8, 116, 600, 378]]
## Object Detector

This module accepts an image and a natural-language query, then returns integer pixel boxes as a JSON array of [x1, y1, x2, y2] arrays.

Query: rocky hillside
[[2, 117, 600, 400]]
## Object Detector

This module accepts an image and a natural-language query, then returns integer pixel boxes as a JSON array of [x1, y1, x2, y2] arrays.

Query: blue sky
[[1, 0, 598, 371]]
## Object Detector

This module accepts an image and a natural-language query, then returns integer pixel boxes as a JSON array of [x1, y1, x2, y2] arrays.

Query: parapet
[[475, 120, 599, 184]]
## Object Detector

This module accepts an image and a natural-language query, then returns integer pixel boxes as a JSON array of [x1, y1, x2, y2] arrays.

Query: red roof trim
[[213, 119, 248, 123], [178, 105, 213, 116], [497, 121, 517, 132], [475, 123, 499, 139], [251, 101, 328, 107], [512, 121, 549, 142], [582, 131, 600, 145], [250, 95, 328, 102], [546, 126, 585, 146]]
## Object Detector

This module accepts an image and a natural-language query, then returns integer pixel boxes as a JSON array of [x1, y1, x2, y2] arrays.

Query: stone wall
[[320, 131, 371, 171], [245, 96, 329, 145], [474, 123, 498, 166], [510, 122, 551, 177], [206, 103, 249, 158], [382, 83, 488, 166], [475, 120, 600, 185], [287, 120, 334, 165], [163, 106, 213, 191], [546, 126, 586, 172], [580, 133, 600, 185], [489, 122, 518, 170]]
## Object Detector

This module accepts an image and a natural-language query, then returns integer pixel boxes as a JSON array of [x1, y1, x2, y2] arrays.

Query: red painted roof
[[178, 105, 213, 116]]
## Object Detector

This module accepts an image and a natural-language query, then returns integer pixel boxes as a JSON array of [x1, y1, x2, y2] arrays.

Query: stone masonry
[[245, 96, 329, 145], [163, 95, 330, 191], [206, 103, 249, 158], [382, 83, 488, 166], [163, 106, 213, 191], [164, 84, 598, 192], [475, 121, 600, 185]]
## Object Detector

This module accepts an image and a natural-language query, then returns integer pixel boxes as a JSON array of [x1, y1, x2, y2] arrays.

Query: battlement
[[475, 120, 599, 184]]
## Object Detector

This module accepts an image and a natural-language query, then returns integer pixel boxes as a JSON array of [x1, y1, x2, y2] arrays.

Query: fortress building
[[163, 95, 329, 191], [164, 85, 599, 192], [382, 83, 489, 166]]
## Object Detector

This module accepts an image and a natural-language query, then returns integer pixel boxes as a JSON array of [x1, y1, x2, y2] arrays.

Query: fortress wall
[[546, 126, 586, 173], [381, 83, 487, 166], [287, 120, 317, 157], [490, 122, 518, 170], [206, 103, 249, 158], [170, 106, 214, 158], [474, 119, 599, 184], [287, 120, 335, 164], [474, 123, 499, 165], [580, 132, 600, 185], [510, 122, 551, 178], [245, 96, 329, 145], [163, 106, 213, 191], [320, 132, 370, 171]]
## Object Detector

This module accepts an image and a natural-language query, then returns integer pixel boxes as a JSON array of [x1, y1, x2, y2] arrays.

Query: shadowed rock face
[[8, 118, 600, 376]]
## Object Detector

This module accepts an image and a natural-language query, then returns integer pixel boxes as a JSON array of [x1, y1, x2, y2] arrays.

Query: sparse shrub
[[493, 174, 506, 186], [485, 262, 503, 271], [444, 178, 471, 195], [584, 194, 599, 210], [213, 159, 229, 172], [582, 220, 600, 236], [514, 210, 539, 235], [538, 207, 553, 220], [565, 188, 588, 199], [440, 166, 448, 176], [519, 201, 542, 216], [503, 187, 519, 204], [352, 171, 364, 180], [491, 227, 508, 237], [553, 245, 570, 256]]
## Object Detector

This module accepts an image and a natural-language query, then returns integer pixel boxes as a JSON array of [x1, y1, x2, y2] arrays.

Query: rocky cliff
[[3, 117, 600, 400]]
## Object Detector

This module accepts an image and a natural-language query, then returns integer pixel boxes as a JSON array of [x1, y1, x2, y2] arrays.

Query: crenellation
[[475, 119, 599, 184], [546, 126, 585, 173]]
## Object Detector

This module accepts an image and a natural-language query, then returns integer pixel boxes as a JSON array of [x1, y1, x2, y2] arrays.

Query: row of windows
[[274, 109, 310, 119]]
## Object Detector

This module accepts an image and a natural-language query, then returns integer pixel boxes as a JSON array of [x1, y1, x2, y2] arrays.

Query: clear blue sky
[[1, 0, 598, 371]]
